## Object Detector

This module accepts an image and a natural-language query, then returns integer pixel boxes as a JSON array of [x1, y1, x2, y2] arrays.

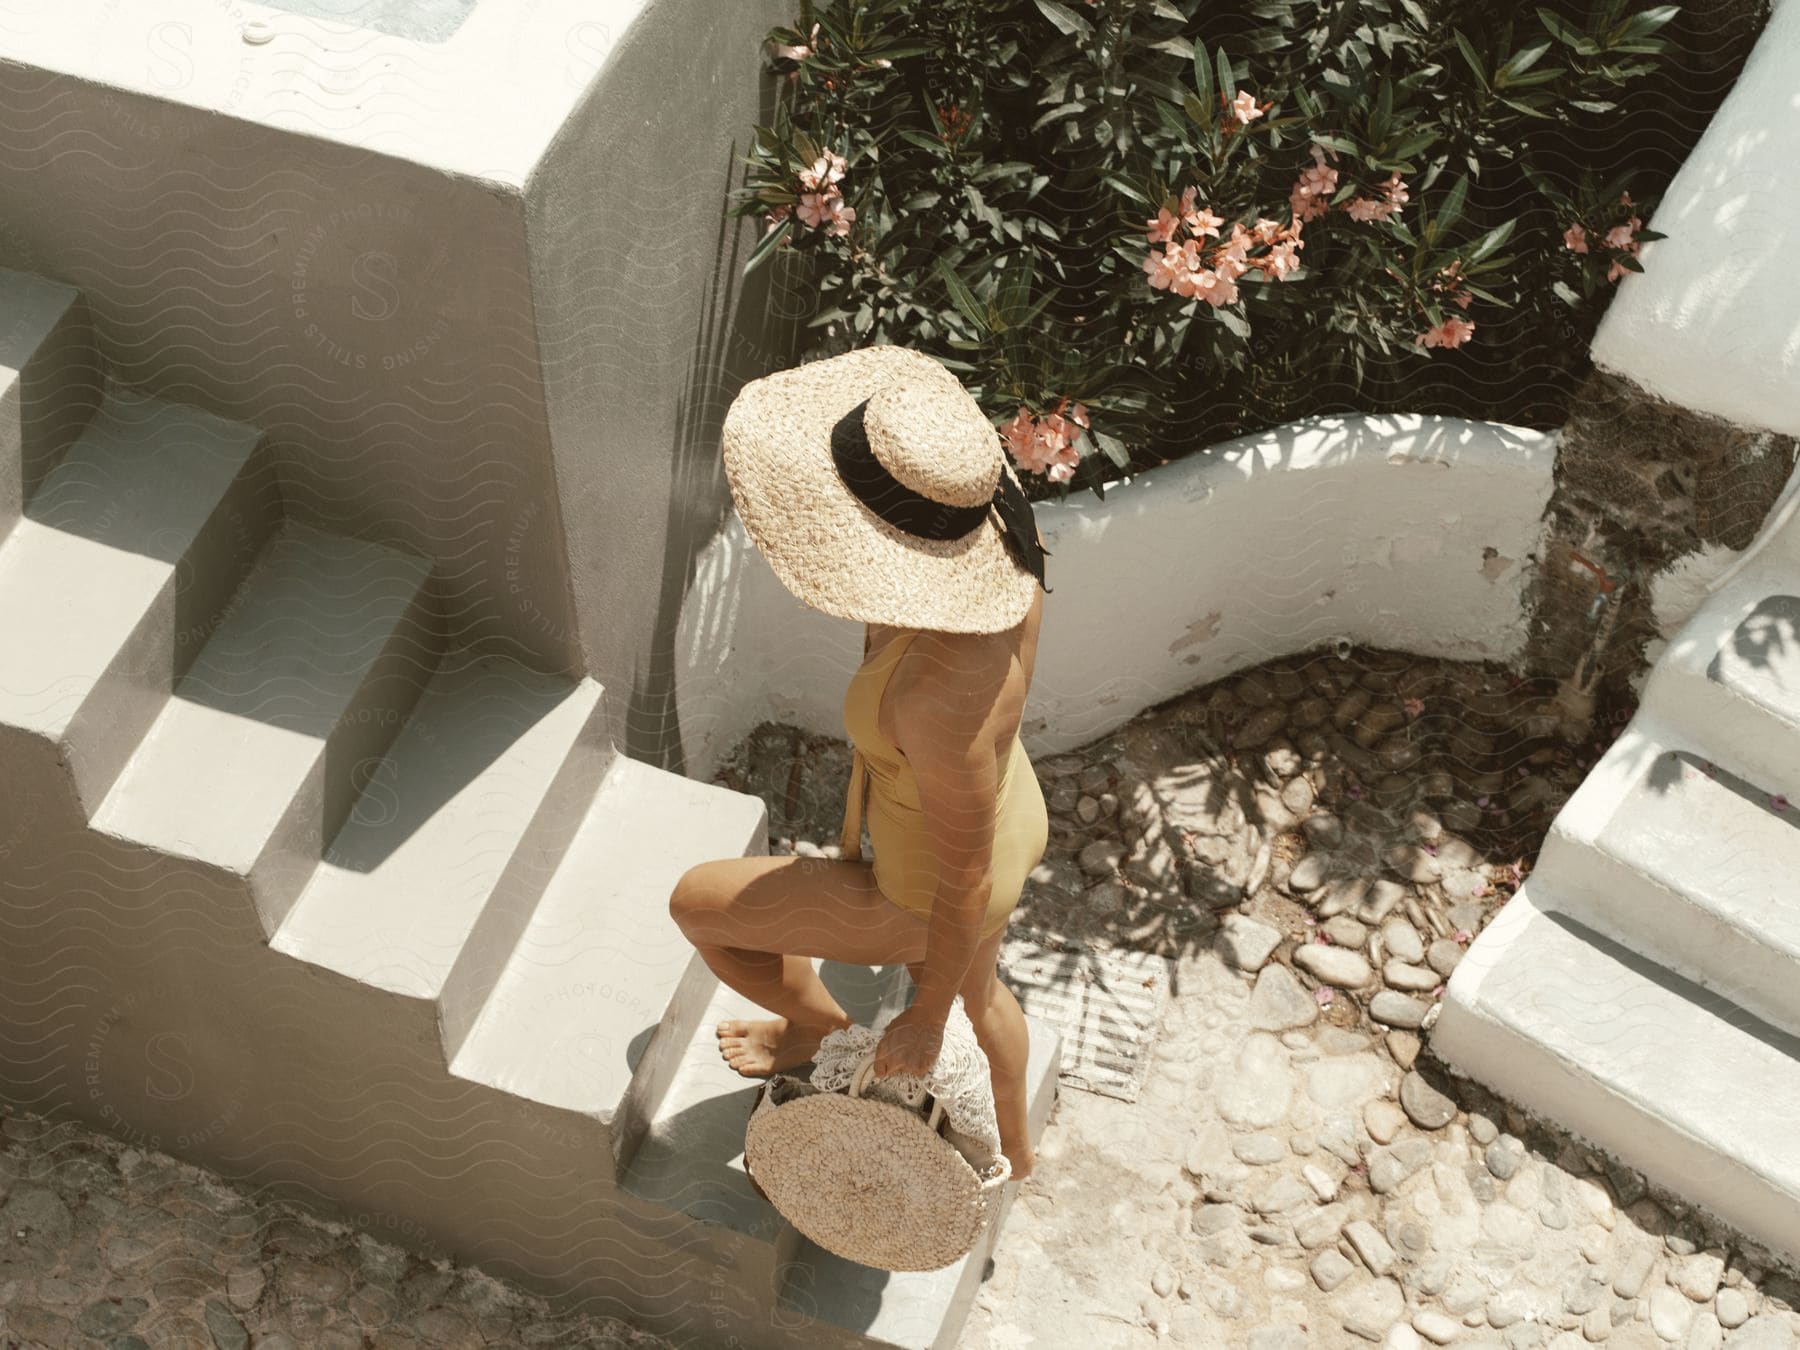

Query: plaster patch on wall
[[1479, 546, 1514, 583], [1391, 532, 1444, 566], [1169, 610, 1224, 654], [1385, 449, 1454, 468]]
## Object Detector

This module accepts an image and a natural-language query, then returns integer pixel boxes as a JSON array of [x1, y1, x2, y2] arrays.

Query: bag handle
[[848, 1048, 946, 1133]]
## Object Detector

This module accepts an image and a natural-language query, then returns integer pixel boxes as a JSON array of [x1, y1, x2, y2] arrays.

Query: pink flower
[[764, 204, 791, 234], [1230, 90, 1264, 125], [1403, 696, 1425, 717], [1143, 245, 1185, 291], [798, 151, 847, 192], [823, 199, 856, 237], [1380, 172, 1409, 209], [1344, 196, 1397, 224], [1147, 207, 1182, 244], [1192, 269, 1239, 307], [1772, 794, 1791, 812], [1316, 985, 1335, 1005], [1002, 406, 1084, 482], [1454, 929, 1472, 944], [796, 192, 835, 228], [1563, 223, 1589, 253], [1260, 243, 1303, 282], [771, 22, 819, 62], [1431, 983, 1446, 998], [1415, 316, 1475, 349], [1187, 204, 1225, 240], [1603, 221, 1636, 250], [1290, 147, 1339, 223]]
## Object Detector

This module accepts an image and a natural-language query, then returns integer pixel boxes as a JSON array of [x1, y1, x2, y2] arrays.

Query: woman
[[667, 344, 1054, 1182]]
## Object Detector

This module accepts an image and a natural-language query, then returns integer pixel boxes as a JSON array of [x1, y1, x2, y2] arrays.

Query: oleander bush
[[728, 0, 1707, 494]]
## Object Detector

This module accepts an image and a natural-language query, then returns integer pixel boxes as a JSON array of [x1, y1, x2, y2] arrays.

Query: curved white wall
[[675, 413, 1558, 783], [1590, 0, 1800, 439]]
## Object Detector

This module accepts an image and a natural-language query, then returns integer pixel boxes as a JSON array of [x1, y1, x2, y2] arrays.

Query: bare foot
[[1005, 1147, 1035, 1183], [716, 1017, 845, 1078]]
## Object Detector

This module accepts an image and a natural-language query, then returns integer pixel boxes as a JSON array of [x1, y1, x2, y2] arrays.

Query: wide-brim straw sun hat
[[721, 344, 1053, 635]]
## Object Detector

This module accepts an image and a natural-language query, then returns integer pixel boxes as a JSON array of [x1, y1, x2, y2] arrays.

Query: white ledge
[[677, 412, 1558, 781]]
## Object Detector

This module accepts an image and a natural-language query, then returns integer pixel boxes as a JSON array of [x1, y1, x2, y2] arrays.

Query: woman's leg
[[670, 853, 934, 1076], [906, 921, 1035, 1182]]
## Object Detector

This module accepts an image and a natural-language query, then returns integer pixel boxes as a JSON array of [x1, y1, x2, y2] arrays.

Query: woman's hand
[[872, 1001, 946, 1081]]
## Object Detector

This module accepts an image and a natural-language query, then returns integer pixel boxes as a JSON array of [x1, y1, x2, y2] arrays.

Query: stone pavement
[[3, 642, 1798, 1348], [0, 1108, 676, 1348], [746, 642, 1800, 1348]]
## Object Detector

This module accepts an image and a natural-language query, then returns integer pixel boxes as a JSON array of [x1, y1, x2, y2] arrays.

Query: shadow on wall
[[624, 112, 810, 775]]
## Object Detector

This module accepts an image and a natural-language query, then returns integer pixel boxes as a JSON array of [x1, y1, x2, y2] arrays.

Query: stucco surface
[[677, 413, 1558, 783], [1590, 0, 1800, 438]]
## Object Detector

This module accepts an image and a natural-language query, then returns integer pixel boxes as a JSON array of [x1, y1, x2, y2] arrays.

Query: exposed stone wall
[[1519, 367, 1798, 711]]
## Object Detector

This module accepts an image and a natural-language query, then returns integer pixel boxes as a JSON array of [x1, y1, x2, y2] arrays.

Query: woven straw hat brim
[[721, 345, 1041, 635]]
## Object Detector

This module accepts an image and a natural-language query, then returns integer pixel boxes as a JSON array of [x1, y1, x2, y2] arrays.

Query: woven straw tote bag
[[743, 1047, 1012, 1271]]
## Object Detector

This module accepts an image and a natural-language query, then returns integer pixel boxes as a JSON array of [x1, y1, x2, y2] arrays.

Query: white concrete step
[[608, 965, 960, 1339], [774, 1006, 1064, 1350], [1534, 713, 1800, 1040], [0, 384, 274, 809], [1432, 883, 1800, 1267], [444, 754, 772, 1174], [1639, 549, 1800, 800], [270, 656, 612, 1004], [90, 520, 437, 932], [0, 265, 102, 541]]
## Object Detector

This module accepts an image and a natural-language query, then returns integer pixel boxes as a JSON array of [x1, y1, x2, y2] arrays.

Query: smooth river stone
[[1293, 944, 1373, 988]]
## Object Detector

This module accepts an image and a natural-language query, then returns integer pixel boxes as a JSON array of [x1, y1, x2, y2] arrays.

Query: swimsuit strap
[[838, 630, 918, 860]]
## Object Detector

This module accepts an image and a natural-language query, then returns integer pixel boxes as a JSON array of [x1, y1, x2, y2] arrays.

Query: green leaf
[[1032, 101, 1087, 133], [1033, 0, 1093, 39], [1496, 39, 1552, 86], [1214, 46, 1236, 104], [996, 251, 1036, 326], [1452, 29, 1488, 88], [1618, 4, 1680, 38], [935, 256, 991, 332], [1091, 429, 1131, 469], [1536, 7, 1582, 47], [1104, 172, 1153, 205], [1436, 173, 1471, 237], [1500, 95, 1556, 118], [1466, 217, 1515, 263], [743, 215, 793, 277], [1373, 73, 1394, 139], [1192, 39, 1215, 113], [1153, 35, 1196, 59], [1214, 306, 1251, 339]]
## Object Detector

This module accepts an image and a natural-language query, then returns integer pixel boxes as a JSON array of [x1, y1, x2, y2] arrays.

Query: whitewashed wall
[[1589, 0, 1800, 441], [675, 413, 1558, 783]]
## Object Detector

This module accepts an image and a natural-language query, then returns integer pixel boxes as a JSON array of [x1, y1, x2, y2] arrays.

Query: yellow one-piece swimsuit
[[837, 629, 1050, 941]]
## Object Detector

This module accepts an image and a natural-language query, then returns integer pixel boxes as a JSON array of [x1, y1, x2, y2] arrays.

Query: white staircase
[[0, 263, 1064, 1348], [1434, 487, 1800, 1268]]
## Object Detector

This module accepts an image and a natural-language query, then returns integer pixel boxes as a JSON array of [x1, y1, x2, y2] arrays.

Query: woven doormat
[[996, 929, 1174, 1103]]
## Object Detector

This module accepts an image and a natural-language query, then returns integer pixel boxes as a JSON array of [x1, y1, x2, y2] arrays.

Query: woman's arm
[[895, 631, 1011, 1015]]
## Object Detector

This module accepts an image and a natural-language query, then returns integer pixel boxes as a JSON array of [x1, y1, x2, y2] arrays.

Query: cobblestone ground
[[2, 643, 1796, 1349], [0, 1111, 678, 1348], [732, 641, 1800, 1349]]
